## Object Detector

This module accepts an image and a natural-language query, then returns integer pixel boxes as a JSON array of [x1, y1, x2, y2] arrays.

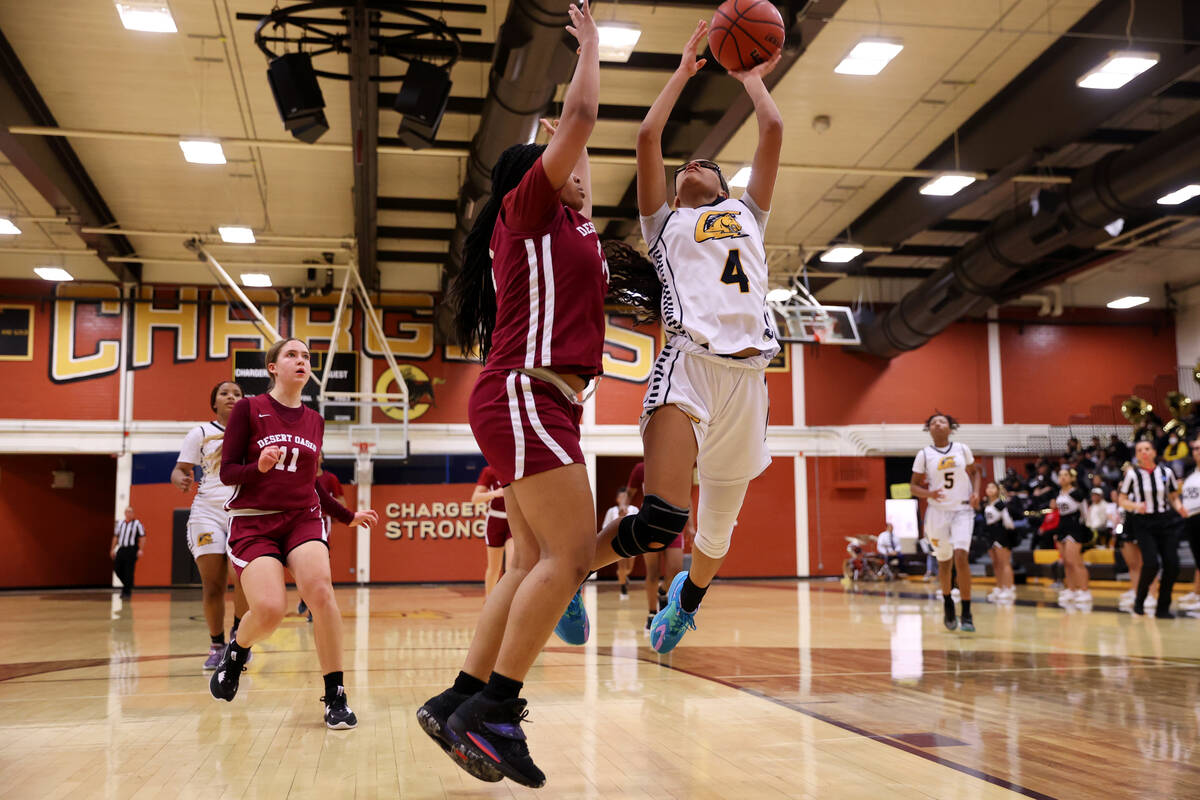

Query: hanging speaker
[[267, 52, 328, 143], [394, 60, 452, 149]]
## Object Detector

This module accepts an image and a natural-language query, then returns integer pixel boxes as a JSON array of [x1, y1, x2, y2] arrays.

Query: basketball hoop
[[350, 424, 380, 478]]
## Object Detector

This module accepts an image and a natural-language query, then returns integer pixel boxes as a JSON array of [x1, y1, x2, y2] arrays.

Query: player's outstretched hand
[[173, 472, 194, 492], [565, 0, 597, 52], [258, 445, 284, 473], [728, 49, 782, 83], [678, 20, 708, 77], [351, 510, 380, 528], [539, 117, 558, 140]]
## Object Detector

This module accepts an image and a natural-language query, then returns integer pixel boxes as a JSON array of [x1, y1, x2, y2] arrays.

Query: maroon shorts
[[486, 515, 512, 547], [228, 506, 326, 575], [469, 370, 584, 485]]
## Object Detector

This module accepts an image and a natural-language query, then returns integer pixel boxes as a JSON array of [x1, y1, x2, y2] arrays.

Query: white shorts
[[641, 343, 770, 485], [924, 506, 974, 561], [187, 508, 231, 559]]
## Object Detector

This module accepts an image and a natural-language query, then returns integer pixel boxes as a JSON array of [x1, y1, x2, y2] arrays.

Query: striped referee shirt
[[114, 519, 145, 548], [1119, 464, 1178, 514]]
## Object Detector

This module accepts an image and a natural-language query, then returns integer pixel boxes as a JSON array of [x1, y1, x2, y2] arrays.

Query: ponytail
[[603, 239, 661, 322], [449, 143, 546, 362]]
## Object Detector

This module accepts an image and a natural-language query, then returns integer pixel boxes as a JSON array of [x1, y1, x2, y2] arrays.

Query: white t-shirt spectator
[[1181, 471, 1200, 516], [603, 504, 638, 528], [1086, 497, 1112, 530], [877, 528, 900, 556]]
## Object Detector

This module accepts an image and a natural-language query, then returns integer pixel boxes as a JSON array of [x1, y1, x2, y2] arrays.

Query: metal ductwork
[[861, 108, 1200, 358], [437, 0, 577, 337]]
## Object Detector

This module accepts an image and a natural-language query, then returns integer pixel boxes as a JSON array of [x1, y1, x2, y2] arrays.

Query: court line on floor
[[635, 654, 1060, 800]]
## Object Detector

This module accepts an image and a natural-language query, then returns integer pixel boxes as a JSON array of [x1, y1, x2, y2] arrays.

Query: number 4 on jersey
[[720, 249, 749, 293]]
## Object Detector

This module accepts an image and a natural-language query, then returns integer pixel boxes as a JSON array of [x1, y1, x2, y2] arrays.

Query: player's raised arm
[[541, 0, 598, 192], [728, 51, 783, 211], [637, 21, 708, 215]]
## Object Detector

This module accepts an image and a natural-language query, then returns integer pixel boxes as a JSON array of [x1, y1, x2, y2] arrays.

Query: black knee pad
[[613, 494, 689, 558]]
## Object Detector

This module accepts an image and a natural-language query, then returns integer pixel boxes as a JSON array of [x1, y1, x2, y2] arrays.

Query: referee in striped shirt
[[1119, 440, 1185, 617], [111, 507, 146, 600]]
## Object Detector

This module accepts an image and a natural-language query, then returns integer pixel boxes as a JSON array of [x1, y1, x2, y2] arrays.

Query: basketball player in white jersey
[[910, 412, 981, 632], [171, 381, 250, 668], [583, 20, 783, 653]]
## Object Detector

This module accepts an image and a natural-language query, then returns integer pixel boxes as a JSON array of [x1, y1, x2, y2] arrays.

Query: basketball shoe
[[448, 693, 545, 788], [203, 643, 223, 671], [322, 686, 358, 730], [417, 689, 503, 782], [649, 571, 698, 654], [553, 588, 589, 645], [209, 642, 248, 701]]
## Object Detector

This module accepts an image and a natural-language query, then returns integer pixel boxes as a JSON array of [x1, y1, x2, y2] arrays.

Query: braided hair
[[603, 239, 661, 322], [448, 143, 546, 363]]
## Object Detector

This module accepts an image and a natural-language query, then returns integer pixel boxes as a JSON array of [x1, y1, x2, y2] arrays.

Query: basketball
[[708, 0, 785, 73]]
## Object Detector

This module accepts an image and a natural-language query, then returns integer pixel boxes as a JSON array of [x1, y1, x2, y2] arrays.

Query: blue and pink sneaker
[[649, 571, 698, 654]]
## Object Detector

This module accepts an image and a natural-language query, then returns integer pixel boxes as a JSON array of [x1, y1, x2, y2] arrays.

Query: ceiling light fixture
[[115, 2, 178, 33], [0, 218, 21, 235], [834, 39, 903, 76], [919, 173, 977, 196], [729, 166, 752, 188], [820, 246, 863, 263], [765, 288, 795, 303], [1076, 51, 1159, 90], [219, 226, 256, 244], [34, 267, 74, 281], [179, 139, 226, 165], [1156, 184, 1200, 205], [240, 273, 272, 287], [1106, 295, 1149, 309], [597, 23, 642, 62]]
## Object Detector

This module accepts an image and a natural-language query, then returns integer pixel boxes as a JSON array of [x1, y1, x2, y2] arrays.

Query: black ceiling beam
[[377, 225, 453, 240], [1079, 127, 1157, 146], [927, 219, 990, 233], [235, 4, 488, 21], [377, 136, 647, 160], [886, 244, 960, 258], [380, 92, 717, 124], [836, 0, 1200, 250], [377, 249, 447, 263], [0, 30, 138, 282], [602, 0, 846, 239], [378, 197, 457, 212], [1158, 80, 1200, 99]]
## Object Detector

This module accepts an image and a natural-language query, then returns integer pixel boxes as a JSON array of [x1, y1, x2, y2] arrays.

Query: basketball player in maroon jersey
[[474, 463, 513, 597], [415, 1, 605, 786], [210, 338, 379, 730]]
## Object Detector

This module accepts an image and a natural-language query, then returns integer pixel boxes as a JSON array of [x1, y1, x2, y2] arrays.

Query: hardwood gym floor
[[0, 580, 1196, 799]]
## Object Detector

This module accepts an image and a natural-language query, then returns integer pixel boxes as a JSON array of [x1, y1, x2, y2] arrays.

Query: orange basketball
[[708, 0, 785, 73]]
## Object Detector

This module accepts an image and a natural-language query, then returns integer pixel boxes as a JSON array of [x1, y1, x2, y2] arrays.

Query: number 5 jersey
[[640, 193, 779, 363], [912, 441, 976, 510]]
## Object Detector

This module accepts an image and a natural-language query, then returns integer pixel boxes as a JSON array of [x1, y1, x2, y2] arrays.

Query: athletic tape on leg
[[613, 495, 689, 558]]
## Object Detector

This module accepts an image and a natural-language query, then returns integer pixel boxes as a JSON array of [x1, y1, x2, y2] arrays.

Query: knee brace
[[694, 480, 750, 560], [613, 494, 689, 557]]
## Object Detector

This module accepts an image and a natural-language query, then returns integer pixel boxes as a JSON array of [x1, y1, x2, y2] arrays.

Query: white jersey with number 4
[[640, 194, 779, 362], [913, 442, 975, 510]]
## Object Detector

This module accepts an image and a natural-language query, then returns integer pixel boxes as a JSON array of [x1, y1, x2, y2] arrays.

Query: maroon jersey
[[317, 471, 343, 501], [220, 394, 353, 523], [627, 462, 644, 504], [476, 465, 506, 514], [486, 157, 608, 377]]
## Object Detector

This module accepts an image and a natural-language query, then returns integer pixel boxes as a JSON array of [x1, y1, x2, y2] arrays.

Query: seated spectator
[[1086, 486, 1113, 547], [1107, 434, 1130, 464], [1164, 433, 1189, 478], [876, 523, 902, 574], [1029, 463, 1056, 510]]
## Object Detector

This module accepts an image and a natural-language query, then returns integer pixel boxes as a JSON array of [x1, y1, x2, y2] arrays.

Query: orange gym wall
[[719, 457, 797, 577], [806, 456, 888, 576], [128, 481, 360, 587], [997, 309, 1176, 424], [803, 323, 991, 426], [0, 454, 116, 587]]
